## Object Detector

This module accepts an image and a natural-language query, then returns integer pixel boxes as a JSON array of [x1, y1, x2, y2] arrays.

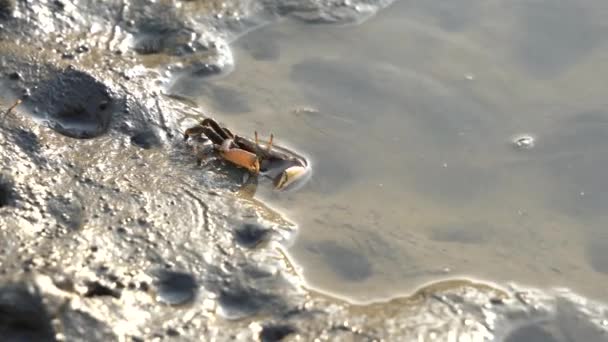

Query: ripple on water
[[26, 68, 114, 139]]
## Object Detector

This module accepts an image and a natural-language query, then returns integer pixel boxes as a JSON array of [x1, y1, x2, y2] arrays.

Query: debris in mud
[[513, 134, 535, 149]]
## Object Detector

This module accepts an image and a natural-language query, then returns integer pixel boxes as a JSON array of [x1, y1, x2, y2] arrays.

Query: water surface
[[171, 0, 608, 303]]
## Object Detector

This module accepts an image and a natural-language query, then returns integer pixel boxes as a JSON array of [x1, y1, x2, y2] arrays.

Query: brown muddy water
[[170, 0, 608, 304]]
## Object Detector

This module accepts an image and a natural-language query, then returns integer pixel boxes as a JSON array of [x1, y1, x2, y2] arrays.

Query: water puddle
[[170, 0, 608, 304]]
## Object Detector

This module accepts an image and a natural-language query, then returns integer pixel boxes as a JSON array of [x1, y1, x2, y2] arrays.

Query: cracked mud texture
[[1, 0, 608, 341]]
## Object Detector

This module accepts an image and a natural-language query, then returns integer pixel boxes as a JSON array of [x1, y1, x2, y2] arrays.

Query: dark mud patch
[[307, 241, 372, 282], [0, 282, 55, 341], [218, 286, 287, 320], [234, 222, 271, 249], [130, 129, 161, 149], [26, 68, 115, 139], [126, 2, 205, 57], [0, 0, 14, 18], [504, 324, 557, 342], [47, 193, 85, 231], [0, 174, 14, 207], [9, 127, 41, 155], [83, 281, 121, 299], [153, 270, 198, 306], [61, 309, 117, 341], [260, 324, 297, 342]]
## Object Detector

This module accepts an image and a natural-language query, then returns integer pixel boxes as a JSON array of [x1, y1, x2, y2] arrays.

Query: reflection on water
[[171, 0, 608, 303]]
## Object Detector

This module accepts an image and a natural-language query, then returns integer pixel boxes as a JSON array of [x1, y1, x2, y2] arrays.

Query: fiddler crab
[[183, 118, 311, 191]]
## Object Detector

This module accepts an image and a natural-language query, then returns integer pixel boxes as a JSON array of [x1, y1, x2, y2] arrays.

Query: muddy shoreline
[[1, 0, 608, 340]]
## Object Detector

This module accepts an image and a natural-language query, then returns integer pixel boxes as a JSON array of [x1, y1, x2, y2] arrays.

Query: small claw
[[274, 165, 311, 191], [254, 131, 259, 146]]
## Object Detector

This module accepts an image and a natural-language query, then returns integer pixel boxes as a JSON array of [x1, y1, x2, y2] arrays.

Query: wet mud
[[1, 0, 608, 341]]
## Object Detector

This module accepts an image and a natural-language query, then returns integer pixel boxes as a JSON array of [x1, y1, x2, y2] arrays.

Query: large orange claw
[[219, 148, 260, 174]]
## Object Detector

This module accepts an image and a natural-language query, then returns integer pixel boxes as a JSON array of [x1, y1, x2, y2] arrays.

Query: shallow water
[[170, 0, 608, 304]]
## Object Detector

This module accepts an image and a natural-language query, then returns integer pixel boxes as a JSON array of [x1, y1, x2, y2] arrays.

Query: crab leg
[[201, 118, 233, 140], [2, 99, 21, 123], [200, 126, 226, 146], [183, 124, 206, 140], [266, 134, 274, 153]]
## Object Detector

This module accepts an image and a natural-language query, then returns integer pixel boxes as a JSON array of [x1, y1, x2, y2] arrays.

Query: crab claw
[[219, 148, 260, 174], [273, 165, 311, 191]]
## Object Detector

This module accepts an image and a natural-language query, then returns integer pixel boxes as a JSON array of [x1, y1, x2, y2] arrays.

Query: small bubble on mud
[[234, 223, 271, 249], [153, 270, 198, 306], [513, 135, 535, 149]]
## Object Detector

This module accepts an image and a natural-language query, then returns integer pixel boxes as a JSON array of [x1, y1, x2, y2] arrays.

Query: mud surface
[[1, 0, 608, 341]]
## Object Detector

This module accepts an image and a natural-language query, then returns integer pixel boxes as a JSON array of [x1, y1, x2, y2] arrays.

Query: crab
[[183, 118, 311, 191]]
